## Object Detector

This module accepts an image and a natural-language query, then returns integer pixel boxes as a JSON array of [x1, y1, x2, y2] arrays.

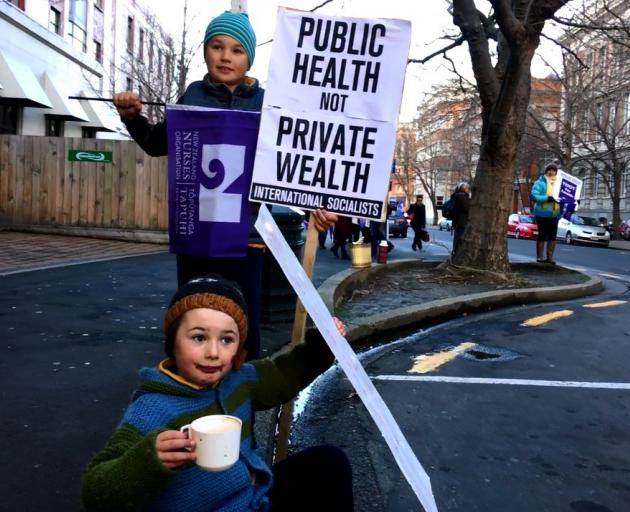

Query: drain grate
[[457, 344, 523, 362]]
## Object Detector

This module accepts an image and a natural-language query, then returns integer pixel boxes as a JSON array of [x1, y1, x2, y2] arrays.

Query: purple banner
[[166, 106, 260, 257]]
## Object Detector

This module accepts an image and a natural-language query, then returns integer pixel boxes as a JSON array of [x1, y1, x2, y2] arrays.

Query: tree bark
[[450, 0, 569, 273]]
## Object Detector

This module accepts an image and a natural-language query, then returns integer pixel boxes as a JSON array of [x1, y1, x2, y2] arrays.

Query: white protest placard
[[255, 204, 439, 512], [262, 8, 410, 120], [249, 8, 411, 221], [552, 169, 583, 204]]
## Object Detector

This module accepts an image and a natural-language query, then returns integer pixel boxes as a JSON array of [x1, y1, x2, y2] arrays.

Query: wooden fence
[[0, 135, 168, 240]]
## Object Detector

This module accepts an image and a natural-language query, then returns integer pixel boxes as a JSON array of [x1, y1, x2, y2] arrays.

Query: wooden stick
[[273, 213, 319, 462], [68, 96, 166, 107]]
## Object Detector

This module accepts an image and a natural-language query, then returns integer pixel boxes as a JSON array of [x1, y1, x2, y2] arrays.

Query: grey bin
[[261, 206, 305, 322]]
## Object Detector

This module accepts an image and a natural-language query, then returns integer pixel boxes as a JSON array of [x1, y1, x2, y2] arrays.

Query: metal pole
[[231, 0, 247, 12]]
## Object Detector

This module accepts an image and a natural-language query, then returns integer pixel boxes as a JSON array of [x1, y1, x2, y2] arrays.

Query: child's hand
[[155, 430, 195, 470], [333, 317, 347, 338], [112, 91, 142, 121], [312, 209, 338, 232]]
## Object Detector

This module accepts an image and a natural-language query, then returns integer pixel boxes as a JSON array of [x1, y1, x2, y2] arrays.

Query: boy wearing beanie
[[112, 11, 337, 362], [82, 275, 354, 511]]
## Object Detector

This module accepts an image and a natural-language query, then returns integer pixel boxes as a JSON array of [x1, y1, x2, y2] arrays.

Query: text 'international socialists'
[[250, 17, 390, 218]]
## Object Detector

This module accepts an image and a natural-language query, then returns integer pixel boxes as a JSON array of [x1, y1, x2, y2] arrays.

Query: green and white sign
[[68, 150, 112, 163]]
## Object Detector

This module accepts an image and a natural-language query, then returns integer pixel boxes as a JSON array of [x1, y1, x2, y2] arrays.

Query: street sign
[[68, 150, 112, 163]]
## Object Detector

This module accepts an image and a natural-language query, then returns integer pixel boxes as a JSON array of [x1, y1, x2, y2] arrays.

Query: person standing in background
[[531, 163, 561, 264], [407, 195, 426, 251], [451, 183, 471, 256]]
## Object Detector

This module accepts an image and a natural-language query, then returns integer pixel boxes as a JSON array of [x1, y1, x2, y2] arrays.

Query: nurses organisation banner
[[166, 105, 260, 257], [249, 8, 411, 221], [552, 169, 583, 220]]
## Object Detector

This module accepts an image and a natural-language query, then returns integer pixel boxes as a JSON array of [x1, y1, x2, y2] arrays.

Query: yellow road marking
[[409, 342, 477, 374], [521, 310, 573, 327], [583, 300, 627, 309]]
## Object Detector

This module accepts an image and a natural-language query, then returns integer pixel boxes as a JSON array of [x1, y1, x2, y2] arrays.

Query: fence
[[0, 135, 168, 241]]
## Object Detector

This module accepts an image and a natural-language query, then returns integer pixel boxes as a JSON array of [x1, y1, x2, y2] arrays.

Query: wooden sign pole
[[273, 212, 319, 462]]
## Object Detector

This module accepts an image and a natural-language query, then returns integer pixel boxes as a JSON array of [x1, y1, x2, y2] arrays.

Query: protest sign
[[249, 8, 411, 220], [553, 169, 583, 220], [166, 105, 260, 257], [255, 205, 438, 512]]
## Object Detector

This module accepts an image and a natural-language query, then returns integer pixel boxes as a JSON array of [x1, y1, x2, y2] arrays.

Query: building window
[[45, 116, 64, 137], [94, 40, 102, 63], [126, 16, 134, 54], [82, 127, 97, 138], [69, 0, 87, 52], [625, 92, 630, 135], [138, 28, 144, 59], [8, 0, 25, 10], [148, 38, 154, 72], [49, 7, 62, 34], [126, 77, 132, 91], [94, 0, 104, 11], [0, 103, 20, 134]]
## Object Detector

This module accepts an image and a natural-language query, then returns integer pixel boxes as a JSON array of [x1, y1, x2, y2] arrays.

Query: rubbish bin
[[261, 206, 305, 323]]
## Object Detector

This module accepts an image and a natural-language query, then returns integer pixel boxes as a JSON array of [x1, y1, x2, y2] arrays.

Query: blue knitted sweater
[[81, 331, 333, 512]]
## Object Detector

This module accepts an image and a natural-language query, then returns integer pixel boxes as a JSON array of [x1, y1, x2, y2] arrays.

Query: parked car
[[557, 215, 610, 247], [506, 213, 538, 239], [619, 219, 630, 240], [438, 217, 453, 231], [388, 212, 409, 238]]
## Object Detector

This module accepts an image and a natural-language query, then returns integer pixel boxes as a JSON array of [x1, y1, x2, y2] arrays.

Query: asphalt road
[[291, 229, 630, 512], [1, 229, 627, 511]]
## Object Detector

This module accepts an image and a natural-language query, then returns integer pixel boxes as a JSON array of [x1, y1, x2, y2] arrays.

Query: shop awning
[[40, 73, 90, 122], [76, 92, 121, 132], [0, 50, 52, 108]]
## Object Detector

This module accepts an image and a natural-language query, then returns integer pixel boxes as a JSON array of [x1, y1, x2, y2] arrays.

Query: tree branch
[[257, 0, 337, 47], [407, 36, 466, 64], [452, 0, 500, 111], [489, 0, 521, 44], [540, 32, 586, 68]]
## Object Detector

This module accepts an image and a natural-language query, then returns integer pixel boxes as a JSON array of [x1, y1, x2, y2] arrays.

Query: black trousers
[[411, 225, 424, 249], [175, 245, 264, 360], [269, 445, 354, 511]]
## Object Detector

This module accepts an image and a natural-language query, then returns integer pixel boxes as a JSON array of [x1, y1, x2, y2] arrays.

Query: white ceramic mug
[[180, 415, 242, 471]]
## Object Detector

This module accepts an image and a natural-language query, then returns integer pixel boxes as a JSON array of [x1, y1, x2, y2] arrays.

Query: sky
[[151, 0, 563, 122]]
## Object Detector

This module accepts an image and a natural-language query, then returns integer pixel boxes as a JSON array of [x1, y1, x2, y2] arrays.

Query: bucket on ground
[[350, 243, 371, 268]]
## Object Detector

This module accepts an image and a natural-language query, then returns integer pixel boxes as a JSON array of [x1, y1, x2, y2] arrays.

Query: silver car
[[438, 218, 453, 231], [557, 215, 610, 247]]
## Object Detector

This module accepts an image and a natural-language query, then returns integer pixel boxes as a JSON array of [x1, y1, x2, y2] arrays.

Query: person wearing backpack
[[406, 195, 427, 251], [451, 182, 471, 255]]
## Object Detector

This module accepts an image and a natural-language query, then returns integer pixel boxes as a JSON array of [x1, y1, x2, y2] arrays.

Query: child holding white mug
[[81, 275, 353, 511]]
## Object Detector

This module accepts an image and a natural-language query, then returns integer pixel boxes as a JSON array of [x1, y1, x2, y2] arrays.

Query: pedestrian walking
[[407, 195, 427, 251], [451, 182, 471, 255], [331, 216, 354, 260], [531, 163, 561, 264], [112, 11, 336, 359], [81, 275, 354, 512]]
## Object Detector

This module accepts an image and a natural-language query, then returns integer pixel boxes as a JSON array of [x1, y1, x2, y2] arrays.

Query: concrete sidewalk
[[0, 230, 167, 275]]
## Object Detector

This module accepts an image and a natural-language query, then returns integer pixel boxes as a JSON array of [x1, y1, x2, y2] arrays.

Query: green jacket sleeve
[[81, 424, 174, 512], [250, 328, 335, 411]]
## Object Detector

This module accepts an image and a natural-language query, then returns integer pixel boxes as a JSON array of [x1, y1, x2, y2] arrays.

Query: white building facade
[[0, 0, 173, 138]]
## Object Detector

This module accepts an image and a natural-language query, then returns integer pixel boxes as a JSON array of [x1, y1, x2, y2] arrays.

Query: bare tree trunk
[[450, 0, 568, 273]]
